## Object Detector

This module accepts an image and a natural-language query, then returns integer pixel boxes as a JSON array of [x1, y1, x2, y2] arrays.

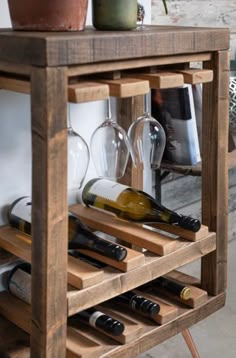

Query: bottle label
[[89, 179, 129, 202], [89, 310, 104, 328], [9, 269, 31, 305], [11, 197, 32, 223]]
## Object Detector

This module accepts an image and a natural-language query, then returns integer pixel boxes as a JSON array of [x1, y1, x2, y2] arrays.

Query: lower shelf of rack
[[0, 291, 225, 358]]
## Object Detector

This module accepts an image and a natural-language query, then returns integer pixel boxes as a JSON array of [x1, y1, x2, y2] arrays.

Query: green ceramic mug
[[92, 0, 137, 30]]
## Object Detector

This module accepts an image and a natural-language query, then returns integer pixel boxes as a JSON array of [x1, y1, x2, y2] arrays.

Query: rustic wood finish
[[201, 50, 230, 294], [0, 26, 230, 357], [30, 67, 68, 357]]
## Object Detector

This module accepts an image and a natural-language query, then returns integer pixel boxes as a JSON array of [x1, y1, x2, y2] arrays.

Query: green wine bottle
[[82, 178, 201, 232]]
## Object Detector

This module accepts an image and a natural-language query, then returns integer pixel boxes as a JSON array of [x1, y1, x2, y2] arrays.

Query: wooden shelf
[[0, 210, 216, 317], [0, 315, 30, 357], [161, 151, 236, 176], [0, 271, 225, 358]]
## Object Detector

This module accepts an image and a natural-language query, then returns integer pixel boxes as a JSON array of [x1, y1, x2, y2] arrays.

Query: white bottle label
[[89, 310, 104, 328], [89, 179, 128, 201], [9, 269, 31, 305], [11, 197, 32, 223]]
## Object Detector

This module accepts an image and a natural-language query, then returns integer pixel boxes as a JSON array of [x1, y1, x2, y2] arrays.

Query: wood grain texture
[[68, 53, 212, 77], [0, 26, 229, 66], [201, 50, 230, 295], [0, 290, 225, 358], [130, 72, 184, 89], [117, 95, 144, 189], [67, 233, 216, 316], [0, 226, 105, 290], [98, 78, 150, 98], [30, 67, 68, 358], [175, 68, 213, 84]]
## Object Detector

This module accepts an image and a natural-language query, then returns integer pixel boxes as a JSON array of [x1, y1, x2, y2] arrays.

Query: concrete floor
[[137, 238, 236, 358]]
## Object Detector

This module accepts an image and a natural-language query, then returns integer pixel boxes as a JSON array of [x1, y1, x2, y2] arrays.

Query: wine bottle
[[110, 290, 160, 319], [7, 263, 124, 337], [148, 276, 191, 300], [7, 262, 31, 305], [69, 307, 124, 337], [82, 178, 201, 232], [8, 197, 127, 262]]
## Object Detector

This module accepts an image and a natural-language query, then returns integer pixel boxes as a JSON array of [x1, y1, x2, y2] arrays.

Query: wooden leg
[[181, 329, 200, 358]]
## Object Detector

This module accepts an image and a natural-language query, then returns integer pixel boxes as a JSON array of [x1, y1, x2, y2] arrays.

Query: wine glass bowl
[[90, 98, 130, 179], [128, 95, 166, 170], [67, 105, 90, 191]]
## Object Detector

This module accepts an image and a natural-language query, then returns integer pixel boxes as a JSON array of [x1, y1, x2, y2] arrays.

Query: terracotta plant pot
[[8, 0, 88, 31]]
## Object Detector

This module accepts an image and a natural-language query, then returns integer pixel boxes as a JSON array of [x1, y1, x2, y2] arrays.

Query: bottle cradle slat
[[0, 279, 225, 358], [0, 203, 216, 321]]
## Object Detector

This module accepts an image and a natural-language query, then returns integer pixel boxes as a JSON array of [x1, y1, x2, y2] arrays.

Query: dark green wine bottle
[[8, 196, 127, 261]]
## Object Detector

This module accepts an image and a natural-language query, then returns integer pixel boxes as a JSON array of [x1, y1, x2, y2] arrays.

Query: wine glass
[[90, 98, 130, 179], [67, 104, 90, 191], [128, 93, 166, 170]]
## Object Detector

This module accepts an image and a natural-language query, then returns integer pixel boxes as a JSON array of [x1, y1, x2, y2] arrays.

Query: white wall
[[0, 0, 152, 224]]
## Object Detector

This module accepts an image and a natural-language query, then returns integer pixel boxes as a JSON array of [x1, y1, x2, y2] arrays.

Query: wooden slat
[[104, 291, 178, 325], [68, 82, 109, 103], [77, 244, 145, 272], [161, 161, 202, 176], [0, 76, 30, 94], [70, 205, 178, 256], [67, 233, 216, 316], [175, 68, 214, 84], [145, 272, 208, 308], [0, 290, 225, 358], [0, 76, 110, 103], [201, 50, 230, 295], [68, 53, 212, 77], [117, 95, 144, 189], [0, 226, 105, 290], [98, 78, 149, 98], [74, 305, 143, 345], [31, 67, 68, 358], [130, 72, 184, 89], [147, 224, 209, 242], [161, 150, 236, 176]]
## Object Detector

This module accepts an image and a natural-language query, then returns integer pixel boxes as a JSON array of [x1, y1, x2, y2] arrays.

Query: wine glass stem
[[67, 103, 73, 132], [106, 98, 112, 120], [144, 93, 149, 115]]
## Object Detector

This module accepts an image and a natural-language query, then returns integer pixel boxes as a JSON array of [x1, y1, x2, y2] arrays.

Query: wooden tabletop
[[0, 25, 230, 67]]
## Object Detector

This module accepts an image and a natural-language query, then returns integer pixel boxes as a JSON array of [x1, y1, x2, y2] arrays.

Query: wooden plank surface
[[147, 223, 209, 242], [0, 76, 110, 103], [0, 226, 105, 290], [67, 233, 216, 315], [30, 67, 68, 358], [117, 95, 144, 190], [201, 50, 230, 295], [0, 290, 225, 358], [70, 205, 179, 256], [175, 69, 214, 84], [0, 26, 229, 66], [98, 78, 150, 98], [130, 72, 184, 89]]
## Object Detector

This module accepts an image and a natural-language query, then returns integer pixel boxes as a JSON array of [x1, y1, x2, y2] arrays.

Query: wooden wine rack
[[0, 26, 229, 357]]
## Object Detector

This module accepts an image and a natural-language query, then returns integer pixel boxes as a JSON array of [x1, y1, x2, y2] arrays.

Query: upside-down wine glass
[[67, 103, 90, 191], [128, 93, 166, 170], [90, 97, 130, 179]]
